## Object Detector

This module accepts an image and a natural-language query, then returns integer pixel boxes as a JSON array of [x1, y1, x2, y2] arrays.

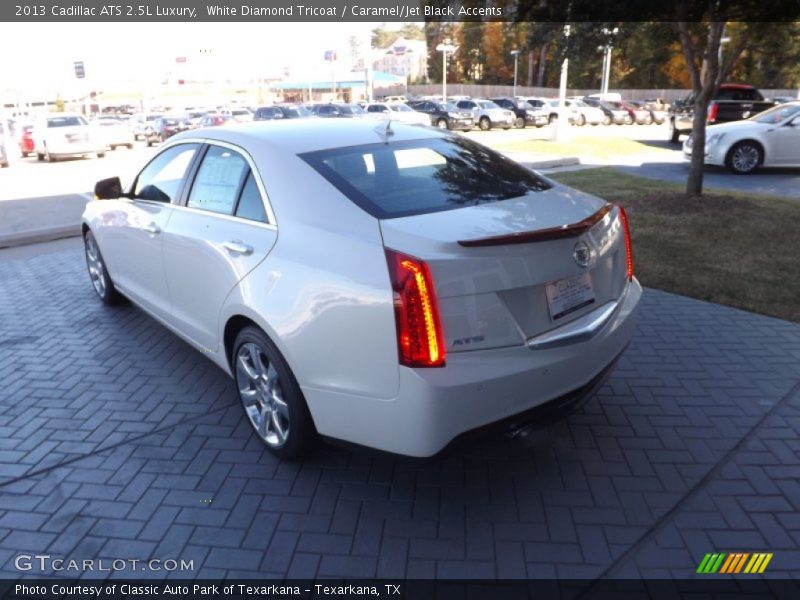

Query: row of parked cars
[[0, 92, 674, 165]]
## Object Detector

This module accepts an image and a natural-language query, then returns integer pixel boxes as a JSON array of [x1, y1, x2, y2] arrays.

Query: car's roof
[[171, 118, 445, 155]]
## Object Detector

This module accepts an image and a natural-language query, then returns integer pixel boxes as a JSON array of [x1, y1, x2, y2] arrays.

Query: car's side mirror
[[789, 116, 800, 127], [94, 176, 123, 200]]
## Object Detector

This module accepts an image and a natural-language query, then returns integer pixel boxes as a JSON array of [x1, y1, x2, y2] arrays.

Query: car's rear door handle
[[143, 223, 160, 235], [223, 241, 253, 256]]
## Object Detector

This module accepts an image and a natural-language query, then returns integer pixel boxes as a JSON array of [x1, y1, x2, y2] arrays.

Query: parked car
[[630, 100, 667, 125], [669, 83, 776, 143], [683, 101, 800, 173], [186, 111, 209, 128], [145, 117, 190, 146], [0, 122, 9, 167], [254, 105, 312, 121], [582, 98, 631, 125], [221, 108, 254, 123], [491, 97, 548, 128], [94, 117, 135, 150], [33, 114, 105, 161], [365, 102, 430, 126], [407, 100, 475, 131], [83, 119, 641, 458], [311, 103, 367, 118], [17, 123, 35, 157], [199, 115, 232, 128], [455, 99, 515, 130], [131, 113, 163, 141], [522, 98, 560, 124], [619, 100, 652, 125], [564, 99, 605, 126]]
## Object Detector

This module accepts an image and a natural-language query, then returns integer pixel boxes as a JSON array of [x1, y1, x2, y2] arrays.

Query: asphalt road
[[615, 160, 800, 199]]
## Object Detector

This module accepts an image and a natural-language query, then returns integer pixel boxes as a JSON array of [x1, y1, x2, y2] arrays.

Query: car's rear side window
[[187, 146, 249, 215], [300, 137, 551, 219]]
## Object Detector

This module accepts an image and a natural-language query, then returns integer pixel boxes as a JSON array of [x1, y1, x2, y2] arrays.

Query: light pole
[[436, 41, 456, 101], [510, 49, 521, 97], [599, 27, 619, 98]]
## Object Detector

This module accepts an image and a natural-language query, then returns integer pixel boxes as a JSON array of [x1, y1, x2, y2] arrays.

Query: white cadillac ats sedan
[[683, 101, 800, 173], [82, 119, 642, 458]]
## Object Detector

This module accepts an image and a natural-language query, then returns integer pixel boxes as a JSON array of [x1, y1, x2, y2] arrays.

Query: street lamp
[[599, 27, 619, 99], [436, 41, 456, 101], [510, 49, 521, 97]]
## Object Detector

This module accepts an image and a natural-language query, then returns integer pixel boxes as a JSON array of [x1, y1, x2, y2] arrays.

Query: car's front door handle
[[143, 223, 161, 235], [223, 241, 253, 256]]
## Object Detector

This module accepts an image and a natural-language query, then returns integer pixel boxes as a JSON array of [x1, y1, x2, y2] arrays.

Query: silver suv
[[455, 99, 515, 131]]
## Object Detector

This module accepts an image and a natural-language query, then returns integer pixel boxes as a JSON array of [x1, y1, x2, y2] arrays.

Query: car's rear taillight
[[618, 205, 634, 281], [385, 249, 446, 368], [707, 102, 719, 123]]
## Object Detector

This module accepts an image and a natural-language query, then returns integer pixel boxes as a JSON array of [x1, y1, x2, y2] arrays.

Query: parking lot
[[1, 235, 799, 580]]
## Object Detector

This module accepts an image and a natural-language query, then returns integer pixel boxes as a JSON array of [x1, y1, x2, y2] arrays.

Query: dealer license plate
[[545, 272, 596, 321]]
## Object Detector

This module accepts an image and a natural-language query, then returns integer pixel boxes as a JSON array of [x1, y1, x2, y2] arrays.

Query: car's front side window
[[187, 145, 249, 215], [134, 144, 199, 203]]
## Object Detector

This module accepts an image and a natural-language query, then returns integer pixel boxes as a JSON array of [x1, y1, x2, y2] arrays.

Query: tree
[[674, 13, 751, 196]]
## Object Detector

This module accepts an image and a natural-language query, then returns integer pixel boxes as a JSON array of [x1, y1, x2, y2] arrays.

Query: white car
[[0, 121, 9, 167], [684, 102, 800, 173], [94, 117, 135, 150], [564, 99, 605, 126], [82, 120, 641, 458], [33, 114, 106, 162], [365, 102, 430, 126]]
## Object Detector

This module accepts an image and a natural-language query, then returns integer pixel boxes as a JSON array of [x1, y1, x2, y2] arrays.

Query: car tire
[[669, 119, 681, 143], [36, 152, 44, 161], [602, 115, 611, 126], [84, 230, 123, 305], [436, 119, 449, 129], [479, 117, 491, 131], [725, 141, 762, 174], [577, 114, 586, 126], [21, 151, 29, 158], [146, 139, 152, 147], [514, 116, 525, 129], [127, 144, 134, 149], [45, 148, 56, 162], [548, 114, 558, 125], [233, 326, 317, 459], [97, 152, 105, 159]]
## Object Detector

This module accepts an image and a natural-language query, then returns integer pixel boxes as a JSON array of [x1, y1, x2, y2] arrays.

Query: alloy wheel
[[730, 144, 760, 173], [235, 342, 290, 448], [84, 234, 107, 297]]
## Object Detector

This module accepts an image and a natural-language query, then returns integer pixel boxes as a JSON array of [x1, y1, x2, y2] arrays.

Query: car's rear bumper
[[305, 278, 642, 457]]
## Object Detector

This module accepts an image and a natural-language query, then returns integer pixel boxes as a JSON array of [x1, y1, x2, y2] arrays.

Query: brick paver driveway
[[1, 240, 799, 580]]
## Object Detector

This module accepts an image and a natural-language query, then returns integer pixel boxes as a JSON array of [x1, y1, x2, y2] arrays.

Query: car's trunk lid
[[380, 185, 629, 352]]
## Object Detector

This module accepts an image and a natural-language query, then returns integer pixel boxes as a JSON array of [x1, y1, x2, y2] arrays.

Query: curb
[[521, 156, 581, 170], [0, 225, 82, 250]]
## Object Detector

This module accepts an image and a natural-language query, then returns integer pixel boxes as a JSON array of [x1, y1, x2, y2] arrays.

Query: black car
[[407, 100, 474, 131], [254, 105, 312, 121], [145, 117, 190, 146], [310, 103, 366, 118], [491, 97, 549, 128]]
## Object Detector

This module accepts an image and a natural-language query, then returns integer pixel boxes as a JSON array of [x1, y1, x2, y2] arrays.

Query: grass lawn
[[550, 168, 800, 323], [495, 135, 675, 161]]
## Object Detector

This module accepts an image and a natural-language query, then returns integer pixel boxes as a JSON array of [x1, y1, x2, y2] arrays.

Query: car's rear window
[[300, 137, 551, 219], [47, 116, 87, 127]]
